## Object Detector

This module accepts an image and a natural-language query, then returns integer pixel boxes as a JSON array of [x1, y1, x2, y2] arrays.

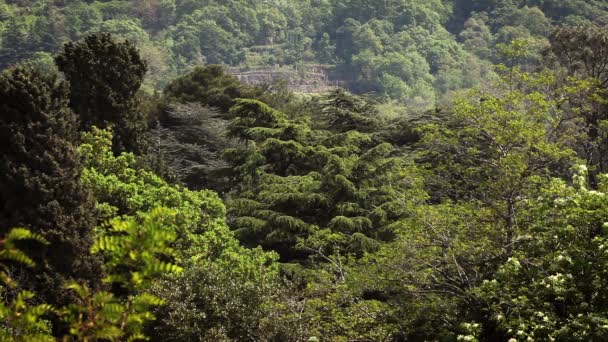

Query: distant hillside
[[2, 0, 607, 109]]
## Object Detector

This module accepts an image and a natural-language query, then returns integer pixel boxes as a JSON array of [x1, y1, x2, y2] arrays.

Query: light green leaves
[[61, 208, 182, 341], [0, 228, 53, 340], [0, 228, 48, 288], [93, 208, 183, 291]]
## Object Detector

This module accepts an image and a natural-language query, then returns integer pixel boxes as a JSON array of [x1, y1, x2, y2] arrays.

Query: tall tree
[[55, 32, 148, 154], [548, 25, 608, 183], [147, 103, 233, 191], [225, 99, 422, 261], [472, 165, 608, 341], [0, 65, 100, 307], [162, 65, 259, 113]]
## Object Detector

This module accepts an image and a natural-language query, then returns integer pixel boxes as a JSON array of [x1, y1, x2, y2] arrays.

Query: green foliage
[[0, 65, 101, 307], [56, 32, 148, 154], [313, 89, 382, 133], [98, 19, 149, 45], [162, 65, 261, 112], [363, 201, 501, 339], [0, 212, 184, 341], [338, 64, 589, 340], [225, 97, 425, 261], [149, 236, 285, 341], [93, 208, 183, 291], [0, 229, 48, 288], [474, 166, 608, 340], [62, 209, 181, 341], [292, 262, 399, 341], [0, 290, 54, 341], [79, 126, 227, 257], [4, 3, 608, 341], [547, 25, 608, 181], [419, 68, 576, 205], [2, 0, 605, 104], [0, 18, 31, 69], [227, 98, 294, 142], [0, 229, 53, 341], [79, 126, 288, 340]]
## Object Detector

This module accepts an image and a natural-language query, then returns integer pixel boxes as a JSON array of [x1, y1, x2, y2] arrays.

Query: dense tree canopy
[[1, 0, 607, 108], [0, 66, 101, 308], [56, 32, 148, 154], [3, 2, 608, 342]]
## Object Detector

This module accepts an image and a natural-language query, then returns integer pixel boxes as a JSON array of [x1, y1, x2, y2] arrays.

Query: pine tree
[[55, 32, 148, 154], [0, 66, 101, 307]]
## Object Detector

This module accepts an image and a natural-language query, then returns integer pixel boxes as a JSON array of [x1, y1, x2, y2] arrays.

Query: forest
[[2, 0, 608, 341], [2, 0, 608, 107]]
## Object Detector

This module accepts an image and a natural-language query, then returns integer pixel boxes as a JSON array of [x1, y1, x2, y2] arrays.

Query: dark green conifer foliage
[[225, 99, 421, 261], [315, 89, 381, 134], [163, 65, 260, 113], [0, 66, 101, 306], [55, 32, 148, 154]]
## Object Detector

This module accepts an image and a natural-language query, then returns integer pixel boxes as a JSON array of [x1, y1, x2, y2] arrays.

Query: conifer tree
[[163, 65, 248, 113], [55, 32, 148, 154], [314, 89, 381, 134], [0, 66, 101, 306], [147, 103, 234, 192], [225, 99, 422, 261]]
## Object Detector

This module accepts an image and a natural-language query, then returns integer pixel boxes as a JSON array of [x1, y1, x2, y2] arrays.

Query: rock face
[[228, 65, 349, 93]]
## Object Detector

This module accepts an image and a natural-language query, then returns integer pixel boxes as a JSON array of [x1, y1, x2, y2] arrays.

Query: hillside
[[3, 1, 608, 341], [2, 0, 608, 109]]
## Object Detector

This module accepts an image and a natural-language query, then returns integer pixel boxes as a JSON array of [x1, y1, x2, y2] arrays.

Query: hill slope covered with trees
[[3, 0, 608, 108], [2, 1, 608, 341]]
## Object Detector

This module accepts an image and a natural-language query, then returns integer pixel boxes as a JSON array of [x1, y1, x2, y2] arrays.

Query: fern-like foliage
[[60, 282, 164, 341], [0, 228, 53, 341], [0, 210, 187, 341], [93, 207, 183, 290], [62, 208, 183, 341], [0, 290, 54, 341], [0, 228, 48, 288]]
